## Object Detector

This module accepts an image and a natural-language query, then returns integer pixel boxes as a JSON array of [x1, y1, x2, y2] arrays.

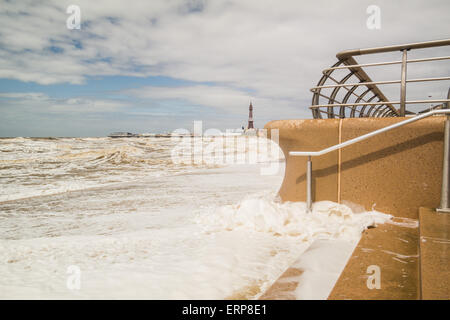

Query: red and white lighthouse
[[248, 101, 254, 129]]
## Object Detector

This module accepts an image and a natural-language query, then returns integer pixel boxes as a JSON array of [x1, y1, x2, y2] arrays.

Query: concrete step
[[260, 219, 421, 300], [259, 240, 357, 300], [259, 207, 450, 300], [419, 207, 450, 299], [328, 220, 420, 299]]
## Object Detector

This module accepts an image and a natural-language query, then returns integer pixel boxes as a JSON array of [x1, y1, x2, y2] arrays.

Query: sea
[[0, 136, 391, 299]]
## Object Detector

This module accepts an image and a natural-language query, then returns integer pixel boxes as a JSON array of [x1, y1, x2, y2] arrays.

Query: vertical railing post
[[399, 49, 408, 117], [306, 156, 312, 212], [438, 89, 450, 213]]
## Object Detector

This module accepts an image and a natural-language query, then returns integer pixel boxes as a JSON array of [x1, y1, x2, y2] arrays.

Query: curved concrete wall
[[265, 117, 445, 219]]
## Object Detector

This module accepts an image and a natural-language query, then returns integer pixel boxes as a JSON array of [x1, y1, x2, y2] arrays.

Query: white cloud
[[0, 0, 449, 134], [0, 92, 48, 100], [124, 84, 304, 121], [0, 92, 126, 113]]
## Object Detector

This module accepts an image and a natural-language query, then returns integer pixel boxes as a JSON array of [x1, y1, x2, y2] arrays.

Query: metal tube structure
[[290, 109, 450, 157], [336, 39, 450, 60], [311, 39, 450, 119], [322, 56, 450, 72], [310, 77, 450, 91], [306, 156, 312, 213], [438, 88, 450, 212], [438, 115, 450, 212], [400, 50, 408, 116], [310, 98, 450, 109]]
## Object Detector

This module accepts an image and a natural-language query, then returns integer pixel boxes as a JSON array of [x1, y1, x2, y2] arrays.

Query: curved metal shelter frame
[[310, 39, 450, 119]]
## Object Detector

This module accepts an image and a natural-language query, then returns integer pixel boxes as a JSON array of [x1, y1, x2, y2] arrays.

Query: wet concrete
[[264, 116, 447, 299], [419, 207, 450, 299], [328, 220, 420, 299], [259, 267, 303, 300]]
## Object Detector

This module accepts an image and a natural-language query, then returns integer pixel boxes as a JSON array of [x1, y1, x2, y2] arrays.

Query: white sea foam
[[289, 239, 359, 300], [0, 162, 297, 299], [197, 195, 392, 242], [0, 138, 390, 300]]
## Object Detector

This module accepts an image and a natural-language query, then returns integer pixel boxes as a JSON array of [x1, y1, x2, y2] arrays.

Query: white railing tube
[[306, 156, 312, 212], [438, 89, 450, 212]]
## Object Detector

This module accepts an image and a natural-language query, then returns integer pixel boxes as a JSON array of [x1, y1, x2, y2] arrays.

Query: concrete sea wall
[[264, 116, 446, 299], [265, 116, 445, 219]]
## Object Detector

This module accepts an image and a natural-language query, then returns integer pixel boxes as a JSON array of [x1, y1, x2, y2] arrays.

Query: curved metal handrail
[[311, 39, 450, 119], [336, 39, 450, 60]]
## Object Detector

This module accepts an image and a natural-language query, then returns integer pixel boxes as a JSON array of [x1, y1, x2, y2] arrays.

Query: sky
[[0, 0, 449, 137]]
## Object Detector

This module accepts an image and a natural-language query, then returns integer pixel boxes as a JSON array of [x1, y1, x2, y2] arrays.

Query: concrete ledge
[[419, 207, 450, 299], [259, 267, 303, 300], [265, 119, 340, 203], [340, 117, 444, 219], [264, 116, 446, 299], [328, 220, 419, 300], [260, 240, 357, 300], [265, 117, 445, 220]]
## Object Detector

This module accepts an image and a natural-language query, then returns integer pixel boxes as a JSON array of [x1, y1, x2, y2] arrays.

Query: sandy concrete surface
[[264, 116, 447, 299], [419, 207, 450, 300]]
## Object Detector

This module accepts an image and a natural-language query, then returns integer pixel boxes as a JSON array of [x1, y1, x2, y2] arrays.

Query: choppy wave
[[0, 138, 392, 299], [0, 161, 292, 299], [0, 136, 283, 202]]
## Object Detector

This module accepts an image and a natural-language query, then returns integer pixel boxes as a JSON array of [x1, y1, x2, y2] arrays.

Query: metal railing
[[311, 39, 450, 119], [289, 109, 450, 213]]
